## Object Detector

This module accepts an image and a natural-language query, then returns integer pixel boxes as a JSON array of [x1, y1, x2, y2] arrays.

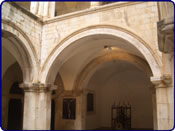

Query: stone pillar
[[151, 76, 172, 130], [19, 83, 57, 130], [90, 2, 101, 8], [30, 2, 55, 19]]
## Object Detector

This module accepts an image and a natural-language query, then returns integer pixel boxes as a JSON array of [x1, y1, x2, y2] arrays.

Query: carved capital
[[19, 83, 57, 92], [151, 75, 172, 88], [157, 16, 174, 53]]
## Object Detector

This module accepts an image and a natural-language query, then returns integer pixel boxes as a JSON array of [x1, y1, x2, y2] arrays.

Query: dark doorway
[[51, 100, 55, 130], [7, 99, 22, 130]]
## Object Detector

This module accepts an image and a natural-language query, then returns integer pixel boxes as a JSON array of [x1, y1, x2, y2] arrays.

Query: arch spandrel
[[40, 26, 162, 84]]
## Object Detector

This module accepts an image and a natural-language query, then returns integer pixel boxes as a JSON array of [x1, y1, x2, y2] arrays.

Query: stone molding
[[151, 75, 172, 88], [157, 16, 174, 53], [19, 83, 57, 92]]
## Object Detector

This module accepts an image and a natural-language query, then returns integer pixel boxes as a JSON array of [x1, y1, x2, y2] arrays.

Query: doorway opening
[[83, 61, 153, 130], [7, 81, 24, 130]]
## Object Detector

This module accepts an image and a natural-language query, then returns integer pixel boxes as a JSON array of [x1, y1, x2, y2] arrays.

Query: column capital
[[151, 75, 172, 88], [19, 83, 57, 92]]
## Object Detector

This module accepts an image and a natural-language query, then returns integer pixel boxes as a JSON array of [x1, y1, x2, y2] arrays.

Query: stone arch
[[2, 62, 23, 129], [2, 19, 38, 82], [40, 25, 162, 83], [73, 51, 153, 93]]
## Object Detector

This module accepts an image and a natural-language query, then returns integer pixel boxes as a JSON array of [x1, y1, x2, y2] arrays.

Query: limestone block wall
[[2, 2, 42, 60], [41, 2, 160, 67]]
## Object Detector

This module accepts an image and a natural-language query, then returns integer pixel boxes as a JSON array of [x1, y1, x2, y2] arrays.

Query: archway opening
[[51, 100, 55, 130], [83, 60, 153, 130], [8, 82, 23, 130], [7, 99, 23, 130]]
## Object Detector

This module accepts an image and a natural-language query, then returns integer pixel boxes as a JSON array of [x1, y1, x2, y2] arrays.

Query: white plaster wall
[[85, 62, 153, 129]]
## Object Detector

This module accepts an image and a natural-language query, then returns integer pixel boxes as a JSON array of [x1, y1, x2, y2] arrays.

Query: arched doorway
[[41, 26, 162, 130]]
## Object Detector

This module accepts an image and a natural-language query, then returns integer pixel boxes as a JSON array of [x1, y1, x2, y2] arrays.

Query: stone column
[[30, 2, 55, 19], [90, 2, 101, 8], [151, 76, 172, 130], [19, 83, 57, 130]]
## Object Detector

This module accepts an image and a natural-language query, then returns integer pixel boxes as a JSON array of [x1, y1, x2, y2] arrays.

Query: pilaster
[[151, 75, 173, 130]]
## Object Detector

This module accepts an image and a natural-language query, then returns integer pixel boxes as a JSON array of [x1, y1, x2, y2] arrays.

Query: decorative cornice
[[151, 75, 172, 88], [19, 83, 57, 92]]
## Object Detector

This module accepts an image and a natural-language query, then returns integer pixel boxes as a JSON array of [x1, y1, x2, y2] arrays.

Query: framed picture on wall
[[62, 98, 76, 120]]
